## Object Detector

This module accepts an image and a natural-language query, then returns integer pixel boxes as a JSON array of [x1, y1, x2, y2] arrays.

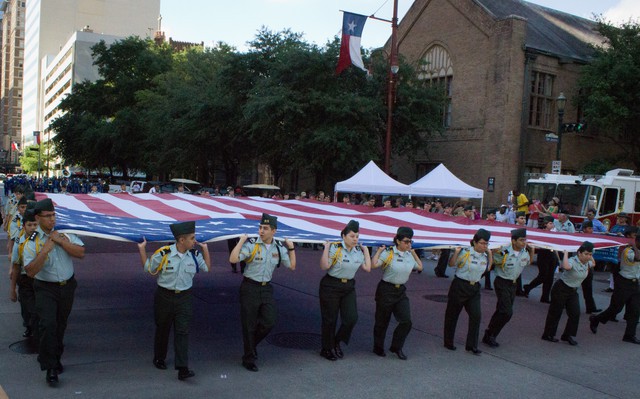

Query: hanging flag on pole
[[34, 130, 41, 145], [11, 141, 20, 152], [336, 12, 368, 74]]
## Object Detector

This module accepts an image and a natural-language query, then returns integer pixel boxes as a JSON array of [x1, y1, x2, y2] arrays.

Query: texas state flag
[[336, 12, 368, 74]]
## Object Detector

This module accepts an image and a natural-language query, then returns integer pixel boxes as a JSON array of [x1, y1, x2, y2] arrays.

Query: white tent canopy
[[334, 161, 411, 195], [410, 163, 484, 199]]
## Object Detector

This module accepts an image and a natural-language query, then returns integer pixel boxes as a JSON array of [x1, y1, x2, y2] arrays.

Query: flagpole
[[383, 0, 398, 174]]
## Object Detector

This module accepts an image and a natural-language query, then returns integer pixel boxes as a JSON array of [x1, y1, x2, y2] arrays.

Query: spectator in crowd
[[584, 209, 607, 233]]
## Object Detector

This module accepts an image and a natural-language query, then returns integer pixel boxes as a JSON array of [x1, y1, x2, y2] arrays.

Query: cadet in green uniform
[[229, 213, 296, 372], [319, 220, 371, 361], [10, 206, 39, 339], [483, 228, 533, 348], [444, 229, 492, 355], [371, 227, 423, 360], [2, 185, 24, 232], [23, 198, 85, 386], [7, 196, 28, 257], [138, 221, 211, 380], [590, 235, 640, 344], [542, 242, 593, 345]]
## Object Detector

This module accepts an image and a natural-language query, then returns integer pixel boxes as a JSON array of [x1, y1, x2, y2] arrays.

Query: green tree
[[51, 37, 173, 178], [576, 20, 640, 169]]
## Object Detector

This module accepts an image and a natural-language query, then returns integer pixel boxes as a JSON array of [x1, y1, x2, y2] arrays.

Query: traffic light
[[576, 122, 587, 132]]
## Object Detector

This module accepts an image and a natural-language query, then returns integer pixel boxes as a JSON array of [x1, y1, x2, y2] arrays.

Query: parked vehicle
[[527, 168, 640, 230]]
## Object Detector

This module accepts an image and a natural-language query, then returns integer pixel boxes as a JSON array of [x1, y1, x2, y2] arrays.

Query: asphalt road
[[1, 236, 639, 399]]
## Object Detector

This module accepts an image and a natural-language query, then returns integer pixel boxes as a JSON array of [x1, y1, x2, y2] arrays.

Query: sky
[[159, 0, 640, 51]]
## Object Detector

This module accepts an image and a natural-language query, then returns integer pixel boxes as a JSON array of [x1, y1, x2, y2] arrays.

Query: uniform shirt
[[492, 244, 530, 281], [22, 226, 84, 283], [554, 219, 576, 233], [620, 247, 640, 280], [453, 247, 489, 282], [145, 243, 208, 291], [327, 240, 365, 280], [376, 246, 418, 285], [560, 256, 590, 288], [8, 213, 23, 241], [239, 238, 292, 282]]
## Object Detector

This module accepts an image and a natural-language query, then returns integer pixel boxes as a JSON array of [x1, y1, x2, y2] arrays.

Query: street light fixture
[[555, 92, 566, 162]]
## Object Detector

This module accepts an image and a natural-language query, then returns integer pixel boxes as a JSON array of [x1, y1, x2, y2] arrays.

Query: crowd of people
[[2, 182, 639, 387]]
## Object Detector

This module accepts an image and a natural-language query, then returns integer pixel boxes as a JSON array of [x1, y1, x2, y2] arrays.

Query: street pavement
[[0, 235, 639, 399]]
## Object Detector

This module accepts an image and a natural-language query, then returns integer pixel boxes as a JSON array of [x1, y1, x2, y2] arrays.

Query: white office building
[[22, 0, 160, 146]]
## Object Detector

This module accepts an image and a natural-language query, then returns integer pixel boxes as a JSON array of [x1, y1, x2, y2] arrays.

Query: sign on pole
[[552, 160, 561, 175]]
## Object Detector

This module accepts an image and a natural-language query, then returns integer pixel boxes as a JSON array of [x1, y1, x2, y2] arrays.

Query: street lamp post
[[34, 131, 41, 178], [383, 0, 399, 174], [555, 92, 566, 162]]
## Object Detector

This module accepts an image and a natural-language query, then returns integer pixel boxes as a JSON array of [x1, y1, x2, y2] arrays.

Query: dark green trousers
[[240, 279, 276, 363], [373, 281, 412, 352], [486, 277, 517, 338], [154, 287, 193, 369], [319, 275, 358, 351], [18, 274, 38, 334], [34, 277, 77, 370], [595, 275, 640, 337], [444, 276, 481, 349], [543, 280, 580, 338]]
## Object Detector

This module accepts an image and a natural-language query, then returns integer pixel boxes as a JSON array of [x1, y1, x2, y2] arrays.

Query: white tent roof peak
[[410, 163, 483, 198], [334, 160, 411, 195]]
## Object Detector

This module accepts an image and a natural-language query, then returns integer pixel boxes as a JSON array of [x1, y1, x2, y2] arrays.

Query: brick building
[[388, 0, 623, 208]]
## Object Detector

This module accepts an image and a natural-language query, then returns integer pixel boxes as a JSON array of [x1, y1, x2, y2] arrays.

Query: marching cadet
[[444, 229, 492, 355], [9, 206, 39, 340], [542, 242, 594, 345], [229, 213, 296, 372], [590, 233, 640, 344], [371, 227, 423, 360], [318, 220, 371, 361], [138, 221, 211, 381], [7, 196, 28, 257], [483, 228, 533, 348], [2, 185, 24, 232], [24, 198, 85, 386]]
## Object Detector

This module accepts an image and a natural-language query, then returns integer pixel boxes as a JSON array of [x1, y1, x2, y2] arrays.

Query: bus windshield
[[527, 182, 602, 217]]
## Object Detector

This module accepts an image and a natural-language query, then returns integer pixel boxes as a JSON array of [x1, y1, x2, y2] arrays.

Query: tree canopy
[[576, 19, 640, 170], [50, 29, 446, 188]]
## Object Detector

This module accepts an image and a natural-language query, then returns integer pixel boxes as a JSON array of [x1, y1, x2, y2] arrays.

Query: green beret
[[170, 221, 196, 238], [582, 220, 593, 229], [542, 215, 554, 224], [34, 198, 54, 214], [26, 201, 36, 210], [260, 213, 277, 228], [511, 228, 527, 239], [23, 209, 36, 223], [579, 241, 594, 253], [474, 228, 491, 242], [17, 197, 27, 206], [397, 226, 413, 238], [516, 211, 526, 218], [345, 219, 359, 233], [464, 205, 473, 211], [25, 192, 36, 201]]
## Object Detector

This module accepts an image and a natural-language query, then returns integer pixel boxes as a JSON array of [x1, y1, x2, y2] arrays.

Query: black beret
[[515, 211, 526, 218], [579, 241, 595, 253], [397, 226, 413, 238], [582, 220, 593, 229], [474, 228, 491, 242], [170, 221, 196, 238], [23, 209, 36, 223], [34, 198, 54, 214], [25, 192, 36, 201], [542, 215, 554, 224], [17, 197, 27, 206], [345, 219, 359, 233], [260, 213, 277, 228], [511, 228, 527, 239], [486, 208, 496, 215]]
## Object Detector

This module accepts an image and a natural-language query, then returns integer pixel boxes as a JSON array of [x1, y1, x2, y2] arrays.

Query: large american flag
[[38, 193, 628, 251]]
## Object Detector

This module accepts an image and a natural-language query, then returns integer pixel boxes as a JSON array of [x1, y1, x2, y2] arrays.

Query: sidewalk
[[0, 237, 638, 399]]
